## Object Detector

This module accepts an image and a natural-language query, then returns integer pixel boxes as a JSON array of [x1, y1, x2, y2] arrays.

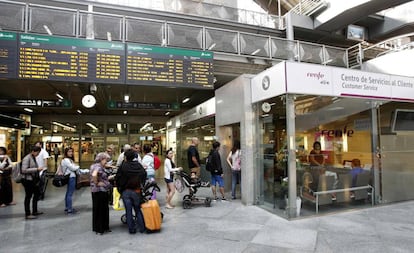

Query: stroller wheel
[[183, 194, 191, 201], [205, 197, 212, 207], [121, 214, 127, 224], [183, 199, 192, 209]]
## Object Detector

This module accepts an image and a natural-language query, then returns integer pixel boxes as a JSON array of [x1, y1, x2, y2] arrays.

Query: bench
[[301, 173, 374, 213]]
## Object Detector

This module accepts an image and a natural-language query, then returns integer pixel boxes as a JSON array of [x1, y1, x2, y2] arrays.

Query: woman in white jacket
[[61, 147, 80, 214], [164, 149, 182, 209]]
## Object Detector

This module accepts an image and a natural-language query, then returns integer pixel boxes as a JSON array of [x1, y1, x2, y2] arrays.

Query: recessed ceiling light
[[77, 110, 82, 114], [165, 111, 170, 116], [123, 110, 127, 114], [24, 108, 33, 113], [56, 92, 64, 100], [182, 97, 190, 103]]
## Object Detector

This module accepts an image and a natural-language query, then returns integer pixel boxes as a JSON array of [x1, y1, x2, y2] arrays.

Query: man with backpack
[[116, 149, 147, 234]]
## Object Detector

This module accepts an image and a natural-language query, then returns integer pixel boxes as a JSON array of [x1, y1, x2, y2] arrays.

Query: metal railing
[[289, 0, 326, 16], [86, 0, 283, 29], [0, 0, 348, 68]]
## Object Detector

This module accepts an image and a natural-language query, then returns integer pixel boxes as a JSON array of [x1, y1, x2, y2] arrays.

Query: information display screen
[[0, 31, 18, 79], [126, 44, 213, 89], [18, 34, 125, 83]]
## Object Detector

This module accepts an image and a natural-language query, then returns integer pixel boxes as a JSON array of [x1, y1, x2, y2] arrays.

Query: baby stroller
[[175, 170, 211, 209], [120, 180, 163, 224]]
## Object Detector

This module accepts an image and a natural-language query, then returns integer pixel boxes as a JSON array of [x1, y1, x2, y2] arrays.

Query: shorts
[[211, 174, 224, 187], [164, 178, 174, 184]]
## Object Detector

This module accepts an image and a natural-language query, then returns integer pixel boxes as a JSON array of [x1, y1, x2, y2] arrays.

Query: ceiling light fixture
[[165, 111, 170, 116], [77, 110, 82, 114], [182, 97, 190, 104], [124, 94, 130, 103], [52, 121, 76, 131], [123, 110, 127, 114], [86, 122, 98, 130], [24, 108, 33, 113], [56, 92, 64, 100]]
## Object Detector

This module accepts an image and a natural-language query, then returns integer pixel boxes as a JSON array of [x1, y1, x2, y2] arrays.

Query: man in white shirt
[[132, 142, 142, 164], [34, 141, 50, 171], [116, 144, 131, 168]]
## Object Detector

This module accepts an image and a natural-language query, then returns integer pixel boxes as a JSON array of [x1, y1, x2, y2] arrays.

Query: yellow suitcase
[[141, 199, 162, 231]]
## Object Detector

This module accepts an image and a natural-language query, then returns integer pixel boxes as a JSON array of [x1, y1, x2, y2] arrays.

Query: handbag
[[52, 164, 69, 187]]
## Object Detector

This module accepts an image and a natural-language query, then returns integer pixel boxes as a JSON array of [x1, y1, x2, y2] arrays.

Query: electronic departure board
[[0, 31, 18, 79], [18, 34, 125, 83], [126, 44, 214, 89]]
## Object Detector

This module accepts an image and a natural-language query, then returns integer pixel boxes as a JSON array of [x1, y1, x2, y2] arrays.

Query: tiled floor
[[1, 179, 414, 253]]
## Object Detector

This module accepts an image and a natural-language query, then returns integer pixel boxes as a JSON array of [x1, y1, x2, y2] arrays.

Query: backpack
[[153, 155, 161, 170], [12, 161, 23, 183], [205, 153, 213, 172]]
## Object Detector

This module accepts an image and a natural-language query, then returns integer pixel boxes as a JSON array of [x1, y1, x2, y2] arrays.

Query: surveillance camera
[[90, 83, 97, 94]]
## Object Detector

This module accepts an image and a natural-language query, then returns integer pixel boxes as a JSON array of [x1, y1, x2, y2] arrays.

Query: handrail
[[363, 32, 414, 53], [289, 0, 325, 16], [85, 0, 282, 29]]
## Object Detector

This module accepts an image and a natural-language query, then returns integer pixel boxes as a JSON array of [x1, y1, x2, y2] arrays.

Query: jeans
[[231, 170, 241, 198], [65, 177, 76, 212], [122, 189, 145, 233]]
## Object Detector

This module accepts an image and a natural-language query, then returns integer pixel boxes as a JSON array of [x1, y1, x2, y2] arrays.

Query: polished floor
[[1, 178, 414, 253]]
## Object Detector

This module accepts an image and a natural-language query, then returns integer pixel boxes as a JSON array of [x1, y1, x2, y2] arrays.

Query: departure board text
[[0, 31, 17, 79], [18, 34, 125, 83], [126, 44, 213, 89]]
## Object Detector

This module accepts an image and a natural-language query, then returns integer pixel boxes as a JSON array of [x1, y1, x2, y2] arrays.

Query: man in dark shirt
[[187, 137, 209, 187], [187, 137, 201, 179]]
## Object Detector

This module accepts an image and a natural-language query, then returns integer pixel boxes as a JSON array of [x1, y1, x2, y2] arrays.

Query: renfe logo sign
[[320, 126, 354, 137], [285, 61, 414, 102]]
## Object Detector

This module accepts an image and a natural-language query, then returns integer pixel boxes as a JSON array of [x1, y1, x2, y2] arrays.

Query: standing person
[[142, 144, 157, 200], [34, 141, 50, 171], [0, 147, 15, 207], [34, 141, 50, 200], [209, 141, 226, 201], [104, 147, 116, 206], [132, 142, 142, 164], [309, 141, 325, 167], [53, 144, 60, 169], [115, 149, 147, 234], [187, 137, 201, 180], [21, 146, 44, 219], [61, 147, 80, 215], [164, 149, 182, 209], [226, 140, 241, 200], [116, 144, 131, 168], [90, 152, 113, 235], [142, 144, 155, 181]]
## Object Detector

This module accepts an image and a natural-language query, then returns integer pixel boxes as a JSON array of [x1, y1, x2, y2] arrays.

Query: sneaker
[[221, 197, 227, 201], [67, 209, 79, 215]]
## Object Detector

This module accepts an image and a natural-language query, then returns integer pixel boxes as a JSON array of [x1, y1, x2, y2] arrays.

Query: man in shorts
[[209, 141, 225, 200]]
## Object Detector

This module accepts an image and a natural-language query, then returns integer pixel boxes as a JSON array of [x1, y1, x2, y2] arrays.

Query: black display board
[[0, 31, 18, 79], [126, 43, 213, 89], [18, 34, 125, 83]]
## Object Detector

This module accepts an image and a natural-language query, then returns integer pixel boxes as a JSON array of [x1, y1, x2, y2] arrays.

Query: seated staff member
[[309, 141, 325, 167]]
